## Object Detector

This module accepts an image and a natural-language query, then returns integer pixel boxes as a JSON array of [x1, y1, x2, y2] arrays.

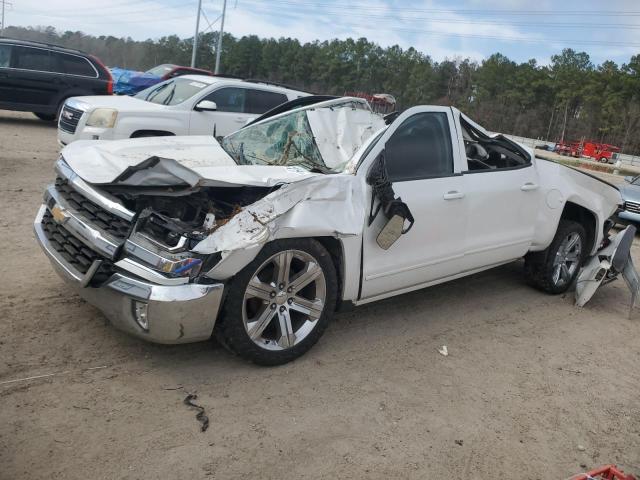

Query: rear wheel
[[524, 220, 586, 294], [216, 238, 337, 365], [34, 112, 56, 121]]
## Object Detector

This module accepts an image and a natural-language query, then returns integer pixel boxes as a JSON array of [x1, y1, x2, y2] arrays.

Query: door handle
[[443, 191, 465, 200], [521, 182, 539, 191]]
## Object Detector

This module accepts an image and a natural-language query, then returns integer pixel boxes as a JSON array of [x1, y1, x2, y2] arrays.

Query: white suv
[[57, 75, 309, 145]]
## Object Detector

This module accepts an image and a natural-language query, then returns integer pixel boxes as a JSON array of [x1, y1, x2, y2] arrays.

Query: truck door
[[456, 112, 540, 270], [360, 107, 468, 300]]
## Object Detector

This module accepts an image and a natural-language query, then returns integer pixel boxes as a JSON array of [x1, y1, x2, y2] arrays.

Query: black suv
[[0, 39, 112, 121]]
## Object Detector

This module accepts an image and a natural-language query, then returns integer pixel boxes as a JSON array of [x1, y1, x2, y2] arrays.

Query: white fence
[[502, 134, 640, 166]]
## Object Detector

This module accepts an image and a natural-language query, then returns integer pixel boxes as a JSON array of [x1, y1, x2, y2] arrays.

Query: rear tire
[[524, 220, 587, 294], [216, 238, 338, 365]]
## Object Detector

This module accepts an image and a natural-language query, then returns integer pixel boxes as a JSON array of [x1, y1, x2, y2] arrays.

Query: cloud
[[6, 0, 639, 65]]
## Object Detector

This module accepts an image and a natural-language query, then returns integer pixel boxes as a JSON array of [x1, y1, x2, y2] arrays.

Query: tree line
[[5, 25, 640, 154]]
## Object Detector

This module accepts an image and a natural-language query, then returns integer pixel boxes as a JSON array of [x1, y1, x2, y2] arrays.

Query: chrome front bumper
[[34, 205, 224, 344]]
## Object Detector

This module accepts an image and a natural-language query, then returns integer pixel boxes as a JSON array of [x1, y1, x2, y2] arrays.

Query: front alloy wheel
[[217, 239, 337, 365], [243, 250, 326, 350]]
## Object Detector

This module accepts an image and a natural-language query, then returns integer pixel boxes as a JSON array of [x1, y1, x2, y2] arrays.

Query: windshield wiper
[[162, 83, 177, 105], [145, 82, 171, 101]]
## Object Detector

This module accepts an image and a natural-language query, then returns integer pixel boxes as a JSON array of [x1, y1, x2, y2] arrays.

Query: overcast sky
[[6, 0, 640, 66]]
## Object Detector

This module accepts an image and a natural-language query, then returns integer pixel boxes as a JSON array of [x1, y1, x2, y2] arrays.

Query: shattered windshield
[[221, 100, 384, 173]]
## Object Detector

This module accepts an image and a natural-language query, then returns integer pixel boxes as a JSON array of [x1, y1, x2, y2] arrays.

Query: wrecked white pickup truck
[[35, 96, 629, 365]]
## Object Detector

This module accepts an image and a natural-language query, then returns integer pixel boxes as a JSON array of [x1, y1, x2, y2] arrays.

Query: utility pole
[[1, 0, 7, 37], [191, 0, 203, 68], [214, 0, 227, 74]]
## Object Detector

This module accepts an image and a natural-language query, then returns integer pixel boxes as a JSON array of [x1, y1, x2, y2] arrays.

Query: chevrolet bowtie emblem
[[51, 205, 69, 224]]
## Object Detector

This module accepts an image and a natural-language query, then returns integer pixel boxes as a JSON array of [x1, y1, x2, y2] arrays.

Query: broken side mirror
[[377, 214, 405, 250], [195, 100, 218, 112], [367, 153, 415, 250], [376, 199, 414, 250]]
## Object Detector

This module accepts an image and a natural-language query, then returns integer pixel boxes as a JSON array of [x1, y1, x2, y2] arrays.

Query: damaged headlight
[[86, 108, 118, 128]]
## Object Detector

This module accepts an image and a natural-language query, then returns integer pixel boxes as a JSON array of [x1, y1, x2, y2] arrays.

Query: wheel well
[[313, 236, 345, 309], [560, 201, 597, 253], [130, 130, 175, 138]]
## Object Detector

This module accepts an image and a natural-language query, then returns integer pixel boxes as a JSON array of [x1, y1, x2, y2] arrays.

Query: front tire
[[216, 239, 337, 365], [524, 220, 587, 294]]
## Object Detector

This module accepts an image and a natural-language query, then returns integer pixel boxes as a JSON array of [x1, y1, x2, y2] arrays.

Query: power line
[[236, 4, 640, 48], [239, 1, 640, 17], [18, 1, 197, 20]]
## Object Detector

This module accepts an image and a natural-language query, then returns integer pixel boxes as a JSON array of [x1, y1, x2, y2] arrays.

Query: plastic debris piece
[[203, 213, 216, 230], [438, 345, 449, 357]]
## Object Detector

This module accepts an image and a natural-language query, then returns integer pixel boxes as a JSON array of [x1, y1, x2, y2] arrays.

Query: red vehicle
[[581, 141, 620, 164], [555, 140, 620, 164]]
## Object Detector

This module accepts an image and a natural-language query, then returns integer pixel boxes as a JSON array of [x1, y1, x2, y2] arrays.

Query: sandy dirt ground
[[0, 111, 639, 480]]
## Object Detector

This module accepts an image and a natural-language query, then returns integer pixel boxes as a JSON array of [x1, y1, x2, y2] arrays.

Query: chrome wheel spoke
[[247, 307, 277, 340], [290, 296, 323, 321], [565, 252, 579, 262], [246, 278, 274, 301], [566, 233, 580, 252], [560, 263, 570, 281], [552, 264, 562, 284], [274, 251, 293, 286], [276, 310, 296, 348], [290, 262, 321, 291]]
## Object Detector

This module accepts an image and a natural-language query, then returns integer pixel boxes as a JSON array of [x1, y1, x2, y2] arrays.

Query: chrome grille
[[625, 200, 640, 214], [58, 105, 84, 134], [54, 177, 132, 240], [42, 211, 97, 272]]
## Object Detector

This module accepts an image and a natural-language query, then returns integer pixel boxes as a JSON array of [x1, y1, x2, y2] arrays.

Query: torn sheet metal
[[575, 225, 640, 316], [62, 136, 319, 188], [306, 106, 385, 170], [192, 174, 365, 255]]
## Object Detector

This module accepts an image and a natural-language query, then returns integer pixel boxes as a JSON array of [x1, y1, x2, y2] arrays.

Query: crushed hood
[[62, 136, 320, 188]]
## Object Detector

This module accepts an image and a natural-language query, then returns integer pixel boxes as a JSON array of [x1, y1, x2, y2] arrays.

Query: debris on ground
[[183, 393, 209, 432], [454, 439, 463, 446], [568, 464, 636, 480], [577, 444, 586, 452], [438, 345, 449, 357]]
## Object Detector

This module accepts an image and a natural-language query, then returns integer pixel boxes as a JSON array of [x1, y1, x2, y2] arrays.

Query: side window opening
[[204, 87, 246, 113], [384, 112, 454, 182], [246, 90, 288, 114], [462, 118, 531, 171], [0, 45, 10, 68], [12, 46, 51, 72], [52, 53, 96, 77]]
